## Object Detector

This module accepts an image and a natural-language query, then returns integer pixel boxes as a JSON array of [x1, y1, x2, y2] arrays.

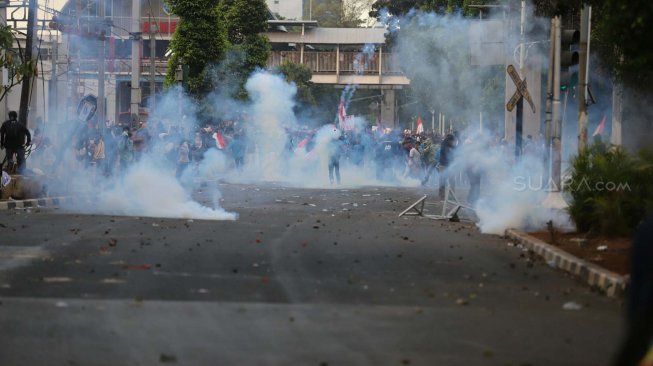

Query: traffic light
[[560, 29, 580, 91]]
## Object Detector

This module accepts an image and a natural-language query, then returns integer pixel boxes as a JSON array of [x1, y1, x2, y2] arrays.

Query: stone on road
[[0, 183, 622, 366]]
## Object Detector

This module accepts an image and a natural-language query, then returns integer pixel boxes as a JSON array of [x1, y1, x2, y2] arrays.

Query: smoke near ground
[[25, 6, 610, 233]]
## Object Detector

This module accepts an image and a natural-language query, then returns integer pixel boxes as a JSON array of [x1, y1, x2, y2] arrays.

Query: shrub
[[565, 142, 653, 236]]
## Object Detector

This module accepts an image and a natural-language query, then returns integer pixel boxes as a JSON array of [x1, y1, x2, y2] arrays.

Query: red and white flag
[[592, 116, 606, 137], [297, 138, 309, 149], [416, 116, 424, 134], [213, 131, 226, 150], [338, 100, 346, 129]]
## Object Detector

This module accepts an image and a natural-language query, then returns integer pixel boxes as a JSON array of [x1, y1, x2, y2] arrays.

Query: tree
[[533, 0, 653, 92], [214, 0, 271, 99], [276, 61, 316, 106], [164, 0, 228, 96], [307, 0, 373, 28], [0, 25, 37, 103], [370, 0, 497, 19]]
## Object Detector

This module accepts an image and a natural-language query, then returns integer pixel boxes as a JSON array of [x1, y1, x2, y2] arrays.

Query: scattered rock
[[562, 301, 582, 310], [159, 353, 177, 363]]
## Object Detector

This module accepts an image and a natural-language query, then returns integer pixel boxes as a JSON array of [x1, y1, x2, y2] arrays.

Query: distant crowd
[[2, 110, 546, 203]]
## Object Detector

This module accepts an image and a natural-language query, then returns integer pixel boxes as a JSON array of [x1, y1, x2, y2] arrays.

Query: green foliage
[[0, 25, 36, 101], [565, 142, 653, 236], [533, 0, 653, 93], [164, 0, 228, 95], [307, 0, 370, 28], [165, 0, 270, 100], [224, 0, 269, 44], [276, 61, 316, 106], [370, 0, 495, 18]]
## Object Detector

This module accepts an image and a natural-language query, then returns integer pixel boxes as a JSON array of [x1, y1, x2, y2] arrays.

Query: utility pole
[[18, 0, 37, 127], [543, 18, 555, 179], [98, 0, 106, 129], [577, 5, 591, 151], [1, 0, 9, 122], [543, 16, 567, 209], [149, 16, 156, 112], [515, 0, 526, 159], [611, 70, 623, 146], [49, 35, 58, 125], [130, 0, 141, 128]]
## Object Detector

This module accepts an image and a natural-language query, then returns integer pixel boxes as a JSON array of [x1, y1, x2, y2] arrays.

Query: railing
[[268, 51, 404, 75], [75, 58, 169, 74]]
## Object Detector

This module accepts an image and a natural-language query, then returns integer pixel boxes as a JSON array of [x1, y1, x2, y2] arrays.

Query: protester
[[91, 132, 106, 176], [438, 134, 456, 200], [613, 214, 653, 366], [421, 138, 439, 186], [176, 140, 190, 178], [328, 133, 344, 185], [118, 126, 133, 172], [0, 111, 31, 174], [407, 140, 422, 178], [190, 133, 206, 165], [228, 133, 245, 169], [132, 122, 151, 161]]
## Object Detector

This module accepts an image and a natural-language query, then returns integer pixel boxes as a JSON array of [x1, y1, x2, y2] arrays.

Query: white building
[[266, 0, 303, 20]]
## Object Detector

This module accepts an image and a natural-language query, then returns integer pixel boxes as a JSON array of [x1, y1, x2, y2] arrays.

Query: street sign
[[506, 64, 536, 113]]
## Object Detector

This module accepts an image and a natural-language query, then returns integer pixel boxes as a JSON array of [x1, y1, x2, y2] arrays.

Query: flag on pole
[[297, 138, 309, 149], [416, 116, 424, 134], [338, 100, 346, 130], [592, 116, 607, 137], [213, 131, 226, 150]]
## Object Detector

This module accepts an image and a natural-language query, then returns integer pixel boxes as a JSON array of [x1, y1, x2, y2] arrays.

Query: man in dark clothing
[[613, 214, 653, 366], [438, 134, 456, 200], [0, 111, 31, 174]]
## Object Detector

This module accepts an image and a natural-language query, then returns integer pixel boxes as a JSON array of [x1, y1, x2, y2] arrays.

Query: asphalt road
[[0, 183, 624, 366]]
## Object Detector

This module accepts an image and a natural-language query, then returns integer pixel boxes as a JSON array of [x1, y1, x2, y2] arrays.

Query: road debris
[[43, 277, 72, 283], [562, 301, 583, 310], [159, 353, 177, 363], [122, 264, 152, 270]]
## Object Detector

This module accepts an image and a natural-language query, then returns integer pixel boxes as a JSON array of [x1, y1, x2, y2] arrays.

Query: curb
[[505, 229, 629, 298], [0, 196, 69, 211]]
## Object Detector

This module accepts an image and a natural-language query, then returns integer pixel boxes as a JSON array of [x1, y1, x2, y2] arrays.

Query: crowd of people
[[1, 109, 549, 207]]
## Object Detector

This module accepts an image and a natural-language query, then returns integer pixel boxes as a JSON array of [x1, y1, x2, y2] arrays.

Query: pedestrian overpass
[[264, 21, 410, 125], [265, 21, 410, 87]]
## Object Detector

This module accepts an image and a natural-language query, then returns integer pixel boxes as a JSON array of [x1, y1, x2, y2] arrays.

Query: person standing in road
[[0, 111, 31, 174], [438, 134, 457, 200], [328, 133, 344, 185], [407, 140, 422, 178], [118, 126, 133, 173]]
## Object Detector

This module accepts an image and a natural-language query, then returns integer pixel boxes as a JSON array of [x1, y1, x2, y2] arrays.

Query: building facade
[[266, 0, 303, 20]]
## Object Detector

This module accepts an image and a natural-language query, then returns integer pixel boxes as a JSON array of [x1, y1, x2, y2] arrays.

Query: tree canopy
[[370, 0, 495, 18], [164, 0, 228, 95], [307, 0, 373, 28], [164, 0, 270, 99], [538, 0, 653, 92], [0, 25, 36, 103]]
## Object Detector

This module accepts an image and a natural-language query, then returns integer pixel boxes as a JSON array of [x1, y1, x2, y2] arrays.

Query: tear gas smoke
[[451, 128, 572, 235], [34, 4, 630, 233]]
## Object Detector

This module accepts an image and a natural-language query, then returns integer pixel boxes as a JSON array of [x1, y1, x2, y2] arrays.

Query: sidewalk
[[506, 229, 629, 298]]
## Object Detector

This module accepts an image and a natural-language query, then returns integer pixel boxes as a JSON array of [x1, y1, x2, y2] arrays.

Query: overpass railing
[[267, 51, 404, 75]]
